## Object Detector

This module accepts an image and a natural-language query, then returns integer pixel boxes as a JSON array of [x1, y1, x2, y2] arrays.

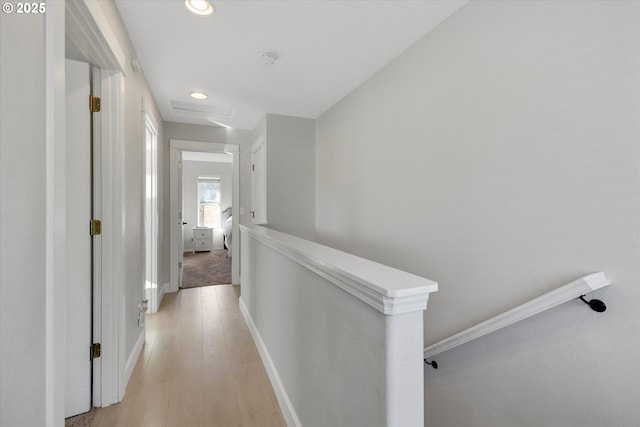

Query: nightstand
[[192, 227, 213, 253]]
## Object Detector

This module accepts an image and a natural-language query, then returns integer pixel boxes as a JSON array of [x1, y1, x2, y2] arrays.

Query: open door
[[65, 59, 92, 417], [169, 141, 240, 288], [170, 148, 185, 290], [178, 151, 185, 287]]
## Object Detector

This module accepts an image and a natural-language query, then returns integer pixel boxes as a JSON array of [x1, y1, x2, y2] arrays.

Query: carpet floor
[[182, 249, 231, 288], [65, 407, 96, 427]]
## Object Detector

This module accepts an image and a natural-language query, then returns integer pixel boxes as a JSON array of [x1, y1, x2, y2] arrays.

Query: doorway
[[65, 0, 128, 411], [180, 152, 233, 288], [144, 114, 160, 313], [169, 140, 240, 293], [64, 58, 93, 418]]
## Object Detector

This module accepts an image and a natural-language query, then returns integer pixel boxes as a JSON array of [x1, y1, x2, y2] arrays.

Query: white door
[[178, 151, 185, 287], [170, 148, 185, 289], [65, 59, 92, 417], [251, 137, 267, 224]]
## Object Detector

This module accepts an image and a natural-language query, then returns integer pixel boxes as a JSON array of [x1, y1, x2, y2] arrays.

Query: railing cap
[[241, 224, 438, 315]]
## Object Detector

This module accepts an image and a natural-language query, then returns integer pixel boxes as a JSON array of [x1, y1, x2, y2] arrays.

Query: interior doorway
[[64, 58, 93, 418], [144, 114, 160, 313], [180, 152, 233, 288], [65, 0, 128, 410], [169, 140, 240, 293]]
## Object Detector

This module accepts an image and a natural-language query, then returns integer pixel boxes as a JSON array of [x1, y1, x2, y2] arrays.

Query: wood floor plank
[[90, 285, 286, 427]]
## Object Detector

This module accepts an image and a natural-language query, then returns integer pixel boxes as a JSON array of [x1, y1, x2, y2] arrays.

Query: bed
[[222, 207, 233, 256]]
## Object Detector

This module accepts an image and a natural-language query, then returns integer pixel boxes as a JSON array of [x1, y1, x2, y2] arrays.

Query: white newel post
[[385, 311, 426, 426], [239, 225, 437, 427]]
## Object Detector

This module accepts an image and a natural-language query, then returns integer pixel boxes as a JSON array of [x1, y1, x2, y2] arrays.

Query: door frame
[[143, 113, 161, 314], [92, 68, 126, 406], [64, 58, 93, 418], [169, 139, 240, 291], [64, 0, 128, 410], [251, 136, 267, 224]]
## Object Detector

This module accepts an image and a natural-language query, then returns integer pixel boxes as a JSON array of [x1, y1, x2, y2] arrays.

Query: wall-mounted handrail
[[424, 272, 611, 364]]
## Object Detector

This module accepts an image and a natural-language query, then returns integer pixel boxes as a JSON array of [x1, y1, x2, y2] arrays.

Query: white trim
[[169, 139, 239, 154], [251, 136, 267, 225], [90, 64, 104, 412], [169, 139, 241, 287], [158, 283, 168, 309], [45, 2, 66, 424], [65, 0, 126, 75], [143, 112, 160, 314], [240, 225, 438, 315], [239, 298, 302, 427], [423, 272, 612, 359], [169, 148, 181, 293], [115, 74, 127, 404], [64, 0, 128, 411], [92, 69, 126, 407], [143, 110, 159, 135], [123, 330, 145, 389]]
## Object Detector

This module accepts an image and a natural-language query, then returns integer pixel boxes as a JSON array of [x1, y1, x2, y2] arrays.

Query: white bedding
[[223, 215, 232, 256]]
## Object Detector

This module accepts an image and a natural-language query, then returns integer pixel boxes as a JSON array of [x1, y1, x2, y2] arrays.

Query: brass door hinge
[[89, 95, 101, 112], [90, 219, 101, 236], [91, 343, 101, 360]]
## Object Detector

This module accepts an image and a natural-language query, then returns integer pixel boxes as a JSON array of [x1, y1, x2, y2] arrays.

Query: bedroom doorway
[[181, 152, 233, 289], [169, 140, 240, 294]]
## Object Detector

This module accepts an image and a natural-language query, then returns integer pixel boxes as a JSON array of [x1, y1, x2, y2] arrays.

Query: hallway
[[90, 286, 286, 427]]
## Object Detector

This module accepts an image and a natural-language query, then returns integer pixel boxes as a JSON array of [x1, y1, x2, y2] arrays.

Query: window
[[198, 177, 221, 227]]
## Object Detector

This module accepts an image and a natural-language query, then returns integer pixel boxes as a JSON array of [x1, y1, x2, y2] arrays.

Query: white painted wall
[[0, 11, 49, 427], [182, 160, 232, 250], [93, 0, 165, 374], [252, 114, 316, 240], [315, 1, 640, 425]]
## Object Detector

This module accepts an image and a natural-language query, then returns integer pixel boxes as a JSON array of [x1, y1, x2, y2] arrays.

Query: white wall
[[95, 0, 165, 363], [252, 114, 316, 240], [1, 1, 164, 423], [315, 1, 640, 425], [182, 160, 232, 250], [0, 10, 49, 427]]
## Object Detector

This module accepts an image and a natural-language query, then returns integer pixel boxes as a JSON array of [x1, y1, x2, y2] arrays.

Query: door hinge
[[91, 343, 101, 360], [178, 261, 183, 269], [89, 95, 101, 113], [90, 219, 101, 236], [252, 163, 255, 172]]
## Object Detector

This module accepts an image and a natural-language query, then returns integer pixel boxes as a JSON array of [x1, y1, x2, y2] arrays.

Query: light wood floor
[[91, 285, 287, 427]]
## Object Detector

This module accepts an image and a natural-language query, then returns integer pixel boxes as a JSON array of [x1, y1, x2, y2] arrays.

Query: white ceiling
[[114, 0, 466, 130]]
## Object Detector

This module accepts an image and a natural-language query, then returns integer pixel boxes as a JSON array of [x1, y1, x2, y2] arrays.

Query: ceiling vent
[[170, 100, 236, 123]]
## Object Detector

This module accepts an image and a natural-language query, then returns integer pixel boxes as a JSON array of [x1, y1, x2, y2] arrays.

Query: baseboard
[[123, 329, 145, 390], [239, 298, 301, 427], [158, 282, 167, 308]]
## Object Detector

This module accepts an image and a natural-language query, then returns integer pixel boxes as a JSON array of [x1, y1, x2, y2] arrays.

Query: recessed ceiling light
[[190, 91, 208, 100], [185, 0, 214, 16]]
